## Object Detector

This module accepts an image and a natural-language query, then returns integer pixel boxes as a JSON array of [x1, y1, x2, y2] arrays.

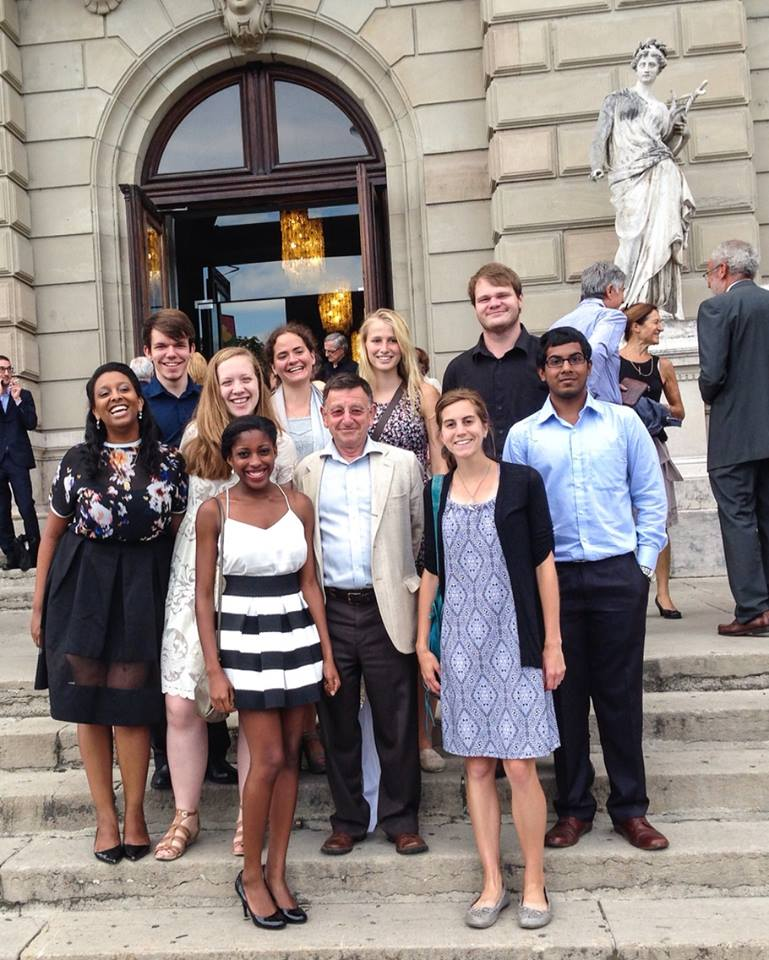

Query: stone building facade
[[0, 0, 767, 574]]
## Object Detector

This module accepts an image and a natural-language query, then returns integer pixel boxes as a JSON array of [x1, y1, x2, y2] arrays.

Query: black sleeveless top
[[620, 354, 666, 441]]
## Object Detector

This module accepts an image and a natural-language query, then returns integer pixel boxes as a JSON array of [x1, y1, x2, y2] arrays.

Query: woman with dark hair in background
[[31, 362, 187, 864]]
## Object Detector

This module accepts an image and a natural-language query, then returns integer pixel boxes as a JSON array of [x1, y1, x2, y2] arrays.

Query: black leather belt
[[325, 586, 376, 605]]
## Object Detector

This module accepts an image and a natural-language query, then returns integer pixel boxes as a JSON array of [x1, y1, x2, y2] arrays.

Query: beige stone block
[[484, 21, 549, 78], [519, 286, 579, 333], [686, 159, 754, 215], [482, 0, 609, 20], [744, 0, 767, 15], [687, 108, 752, 163], [553, 9, 677, 70], [34, 282, 98, 334], [427, 200, 492, 254], [752, 70, 769, 123], [424, 150, 491, 204], [681, 0, 745, 56], [161, 0, 213, 24], [492, 178, 613, 232], [0, 30, 21, 90], [758, 172, 769, 224], [0, 225, 32, 281], [431, 300, 479, 353], [0, 77, 24, 138], [39, 379, 91, 430], [83, 37, 134, 94], [563, 227, 619, 281], [21, 42, 83, 94], [38, 330, 101, 381], [30, 186, 93, 238], [2, 323, 38, 378], [24, 88, 109, 142], [747, 18, 769, 70], [617, 54, 749, 109], [27, 139, 91, 189], [17, 0, 103, 43], [416, 0, 482, 54], [416, 100, 488, 154], [690, 214, 760, 270], [320, 0, 386, 33], [488, 69, 613, 129], [494, 232, 562, 284], [0, 275, 35, 330], [615, 0, 699, 7], [755, 121, 769, 174], [557, 121, 594, 177], [0, 0, 19, 43], [395, 50, 484, 107], [32, 234, 94, 286], [359, 7, 414, 65], [489, 127, 555, 182], [274, 0, 320, 8], [0, 127, 27, 186], [104, 0, 172, 56], [761, 225, 769, 279], [0, 178, 30, 234], [429, 248, 495, 303]]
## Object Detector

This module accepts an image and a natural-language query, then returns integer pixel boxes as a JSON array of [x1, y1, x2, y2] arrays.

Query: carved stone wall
[[746, 0, 769, 282]]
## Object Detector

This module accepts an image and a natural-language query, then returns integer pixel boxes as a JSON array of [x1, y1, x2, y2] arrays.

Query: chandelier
[[280, 209, 324, 275], [318, 287, 353, 333]]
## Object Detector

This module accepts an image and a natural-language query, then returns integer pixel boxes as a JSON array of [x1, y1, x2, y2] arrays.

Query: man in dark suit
[[698, 240, 769, 636], [0, 355, 40, 570]]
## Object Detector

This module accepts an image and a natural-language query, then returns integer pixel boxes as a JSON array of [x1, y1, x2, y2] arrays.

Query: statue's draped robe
[[591, 89, 695, 319]]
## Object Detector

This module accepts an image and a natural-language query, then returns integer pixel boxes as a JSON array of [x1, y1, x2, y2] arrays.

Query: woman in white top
[[156, 347, 297, 861]]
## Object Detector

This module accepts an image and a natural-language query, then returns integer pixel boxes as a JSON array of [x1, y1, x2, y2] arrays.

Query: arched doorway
[[120, 63, 389, 358]]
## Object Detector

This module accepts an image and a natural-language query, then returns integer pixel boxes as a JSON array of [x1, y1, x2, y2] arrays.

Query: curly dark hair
[[83, 362, 162, 479], [221, 415, 278, 461]]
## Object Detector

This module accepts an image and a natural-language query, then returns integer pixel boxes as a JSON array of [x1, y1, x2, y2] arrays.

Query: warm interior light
[[280, 209, 324, 275], [318, 287, 353, 333]]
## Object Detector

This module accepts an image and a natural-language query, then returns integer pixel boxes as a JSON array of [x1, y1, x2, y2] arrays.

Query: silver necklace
[[455, 461, 493, 503]]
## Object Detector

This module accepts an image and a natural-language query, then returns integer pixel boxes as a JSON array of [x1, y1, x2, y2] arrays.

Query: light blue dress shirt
[[550, 298, 626, 404], [318, 437, 376, 589], [503, 393, 667, 570], [0, 392, 8, 413]]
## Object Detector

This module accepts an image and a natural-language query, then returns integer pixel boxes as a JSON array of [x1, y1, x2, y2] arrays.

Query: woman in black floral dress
[[31, 362, 187, 865]]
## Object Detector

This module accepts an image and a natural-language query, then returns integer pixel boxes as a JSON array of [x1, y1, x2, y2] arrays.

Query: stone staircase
[[1, 571, 769, 958]]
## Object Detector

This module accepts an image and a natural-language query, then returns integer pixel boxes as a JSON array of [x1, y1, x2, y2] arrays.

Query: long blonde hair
[[184, 346, 279, 480], [357, 308, 422, 409]]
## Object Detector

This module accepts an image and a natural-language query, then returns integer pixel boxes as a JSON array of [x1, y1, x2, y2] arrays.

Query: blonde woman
[[187, 352, 208, 386], [156, 347, 297, 861]]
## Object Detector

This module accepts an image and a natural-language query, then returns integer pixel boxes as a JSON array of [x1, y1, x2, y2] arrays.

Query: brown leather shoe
[[388, 832, 429, 855], [544, 817, 592, 848], [718, 610, 769, 637], [613, 816, 669, 851], [320, 831, 364, 856]]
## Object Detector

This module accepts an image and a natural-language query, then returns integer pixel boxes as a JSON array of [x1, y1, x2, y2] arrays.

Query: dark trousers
[[553, 553, 649, 823], [0, 460, 40, 554], [317, 594, 421, 838], [709, 458, 769, 622]]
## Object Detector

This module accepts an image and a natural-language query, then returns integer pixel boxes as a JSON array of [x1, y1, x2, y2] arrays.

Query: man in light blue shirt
[[504, 327, 669, 853], [550, 261, 627, 404]]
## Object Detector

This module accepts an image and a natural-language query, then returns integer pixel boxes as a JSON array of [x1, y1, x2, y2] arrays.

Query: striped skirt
[[218, 572, 323, 711]]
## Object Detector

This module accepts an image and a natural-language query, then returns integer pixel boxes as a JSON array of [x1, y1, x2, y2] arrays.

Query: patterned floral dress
[[37, 441, 187, 727], [370, 390, 428, 479]]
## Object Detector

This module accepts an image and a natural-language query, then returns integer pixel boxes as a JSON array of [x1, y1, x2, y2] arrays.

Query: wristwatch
[[639, 565, 654, 580]]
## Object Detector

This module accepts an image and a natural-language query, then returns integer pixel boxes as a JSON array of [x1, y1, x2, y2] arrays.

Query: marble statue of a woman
[[590, 39, 707, 320]]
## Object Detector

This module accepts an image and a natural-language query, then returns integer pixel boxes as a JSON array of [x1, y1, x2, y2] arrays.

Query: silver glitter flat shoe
[[464, 888, 511, 929], [517, 888, 552, 929]]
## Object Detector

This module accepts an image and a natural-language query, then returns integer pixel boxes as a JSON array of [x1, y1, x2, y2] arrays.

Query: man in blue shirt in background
[[550, 262, 627, 405], [504, 327, 669, 852]]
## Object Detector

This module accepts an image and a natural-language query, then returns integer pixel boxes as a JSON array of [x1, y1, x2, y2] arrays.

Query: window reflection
[[158, 85, 244, 174], [275, 81, 367, 163]]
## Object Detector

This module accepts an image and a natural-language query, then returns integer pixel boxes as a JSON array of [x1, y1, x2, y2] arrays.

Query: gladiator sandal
[[154, 809, 200, 861], [232, 805, 244, 857]]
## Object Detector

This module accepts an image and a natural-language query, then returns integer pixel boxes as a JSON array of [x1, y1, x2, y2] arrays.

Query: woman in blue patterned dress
[[417, 389, 564, 930]]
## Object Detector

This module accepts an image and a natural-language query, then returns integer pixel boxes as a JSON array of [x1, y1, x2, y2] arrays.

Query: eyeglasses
[[702, 265, 722, 279], [544, 353, 587, 369], [0, 365, 13, 373]]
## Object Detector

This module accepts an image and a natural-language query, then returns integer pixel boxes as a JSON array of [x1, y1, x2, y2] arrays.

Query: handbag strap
[[430, 473, 443, 570], [214, 494, 227, 654], [370, 383, 405, 442]]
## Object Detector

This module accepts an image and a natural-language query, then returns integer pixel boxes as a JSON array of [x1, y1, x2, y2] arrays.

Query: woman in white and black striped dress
[[196, 415, 340, 930]]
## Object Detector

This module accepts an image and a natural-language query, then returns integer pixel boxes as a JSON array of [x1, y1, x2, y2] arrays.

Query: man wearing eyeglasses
[[503, 327, 668, 852], [0, 356, 40, 570]]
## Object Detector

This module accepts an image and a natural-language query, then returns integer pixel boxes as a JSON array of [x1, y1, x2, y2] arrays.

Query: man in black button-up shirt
[[442, 262, 547, 457]]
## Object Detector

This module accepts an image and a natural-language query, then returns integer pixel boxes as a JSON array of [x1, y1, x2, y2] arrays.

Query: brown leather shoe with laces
[[388, 832, 428, 855], [717, 610, 769, 637], [320, 831, 364, 855], [613, 816, 669, 850], [544, 816, 593, 848]]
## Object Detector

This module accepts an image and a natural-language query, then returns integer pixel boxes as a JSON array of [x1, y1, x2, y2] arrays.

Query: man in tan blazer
[[294, 373, 427, 856]]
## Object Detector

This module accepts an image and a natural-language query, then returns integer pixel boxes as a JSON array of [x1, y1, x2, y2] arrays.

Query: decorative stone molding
[[217, 0, 272, 52], [84, 0, 123, 13]]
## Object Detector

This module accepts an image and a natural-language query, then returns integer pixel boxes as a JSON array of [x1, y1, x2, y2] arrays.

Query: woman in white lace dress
[[155, 347, 297, 861]]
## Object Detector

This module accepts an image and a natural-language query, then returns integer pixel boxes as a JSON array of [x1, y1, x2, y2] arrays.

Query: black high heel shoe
[[655, 597, 682, 620], [234, 871, 286, 930], [264, 870, 308, 924], [123, 842, 151, 862], [94, 844, 124, 865]]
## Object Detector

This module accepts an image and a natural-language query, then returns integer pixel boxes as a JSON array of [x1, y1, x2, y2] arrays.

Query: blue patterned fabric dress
[[440, 496, 560, 759]]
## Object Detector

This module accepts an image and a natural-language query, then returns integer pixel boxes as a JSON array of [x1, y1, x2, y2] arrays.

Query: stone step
[[11, 897, 769, 960], [0, 571, 34, 611], [1, 690, 767, 773], [2, 746, 768, 836], [2, 819, 768, 910]]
